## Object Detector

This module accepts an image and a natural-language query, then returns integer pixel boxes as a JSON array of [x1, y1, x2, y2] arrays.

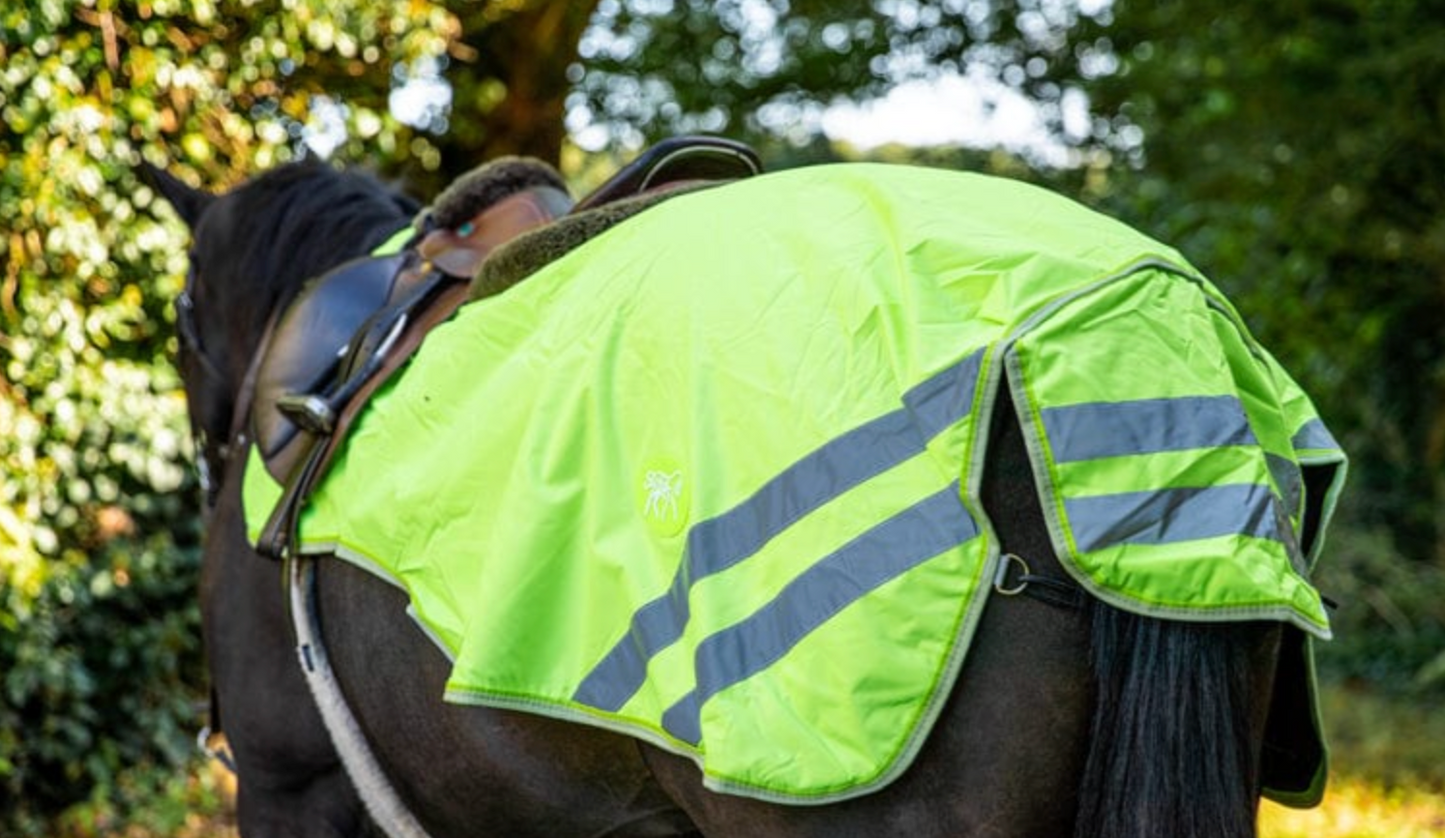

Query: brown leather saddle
[[251, 136, 762, 559]]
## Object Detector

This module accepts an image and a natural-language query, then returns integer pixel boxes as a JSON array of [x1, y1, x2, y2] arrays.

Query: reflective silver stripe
[[1040, 395, 1256, 463], [1065, 483, 1283, 554], [1291, 418, 1340, 452], [573, 350, 985, 712], [659, 481, 978, 745], [1265, 452, 1303, 517]]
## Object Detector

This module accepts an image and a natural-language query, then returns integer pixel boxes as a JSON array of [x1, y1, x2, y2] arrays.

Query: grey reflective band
[[1265, 452, 1303, 518], [659, 481, 978, 745], [1291, 418, 1340, 452], [573, 350, 985, 712], [1040, 395, 1256, 463], [1065, 483, 1283, 554]]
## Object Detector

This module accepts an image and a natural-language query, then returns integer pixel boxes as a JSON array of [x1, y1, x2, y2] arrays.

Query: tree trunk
[[423, 1, 599, 193]]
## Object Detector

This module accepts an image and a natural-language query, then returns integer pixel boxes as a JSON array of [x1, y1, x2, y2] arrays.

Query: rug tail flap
[[1260, 627, 1330, 808], [1007, 266, 1338, 638]]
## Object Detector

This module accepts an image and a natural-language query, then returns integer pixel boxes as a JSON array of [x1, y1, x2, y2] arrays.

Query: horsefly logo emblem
[[643, 470, 684, 522]]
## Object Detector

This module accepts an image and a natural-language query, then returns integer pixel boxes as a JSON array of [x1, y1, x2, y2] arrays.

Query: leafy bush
[[0, 10, 209, 823], [0, 207, 207, 829], [1312, 516, 1445, 694], [0, 2, 450, 831], [0, 535, 204, 833]]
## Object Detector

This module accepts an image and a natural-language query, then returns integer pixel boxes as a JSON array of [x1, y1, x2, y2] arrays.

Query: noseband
[[175, 271, 238, 509]]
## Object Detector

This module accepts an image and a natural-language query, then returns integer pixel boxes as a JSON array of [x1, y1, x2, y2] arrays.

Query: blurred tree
[[0, 0, 450, 829], [427, 2, 599, 193], [572, 0, 1107, 156]]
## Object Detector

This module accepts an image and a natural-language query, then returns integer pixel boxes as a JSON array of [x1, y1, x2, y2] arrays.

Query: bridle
[[174, 260, 272, 513], [174, 263, 229, 506]]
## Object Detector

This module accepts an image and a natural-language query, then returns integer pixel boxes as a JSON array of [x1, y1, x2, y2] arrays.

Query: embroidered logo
[[643, 470, 684, 521], [638, 458, 688, 538]]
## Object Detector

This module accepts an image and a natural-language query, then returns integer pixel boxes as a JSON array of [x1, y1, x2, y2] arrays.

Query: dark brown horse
[[145, 157, 1311, 838]]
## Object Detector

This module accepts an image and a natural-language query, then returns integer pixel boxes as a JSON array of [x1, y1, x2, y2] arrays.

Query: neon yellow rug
[[245, 163, 1345, 802]]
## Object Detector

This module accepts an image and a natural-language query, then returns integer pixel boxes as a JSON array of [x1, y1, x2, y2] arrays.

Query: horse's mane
[[180, 160, 421, 466], [198, 159, 421, 321]]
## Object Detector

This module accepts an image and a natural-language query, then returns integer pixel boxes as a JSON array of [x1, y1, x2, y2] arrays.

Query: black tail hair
[[1074, 602, 1264, 838]]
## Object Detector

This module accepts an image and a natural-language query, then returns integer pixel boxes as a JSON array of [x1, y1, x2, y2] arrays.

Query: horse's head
[[144, 160, 419, 500]]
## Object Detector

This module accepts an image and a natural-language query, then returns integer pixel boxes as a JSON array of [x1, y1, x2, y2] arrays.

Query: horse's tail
[[1073, 601, 1268, 838]]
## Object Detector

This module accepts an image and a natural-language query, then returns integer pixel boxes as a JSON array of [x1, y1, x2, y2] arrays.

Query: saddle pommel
[[421, 185, 575, 280]]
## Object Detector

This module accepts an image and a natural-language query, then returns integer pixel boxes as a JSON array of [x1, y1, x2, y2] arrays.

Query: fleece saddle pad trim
[[242, 163, 1345, 804]]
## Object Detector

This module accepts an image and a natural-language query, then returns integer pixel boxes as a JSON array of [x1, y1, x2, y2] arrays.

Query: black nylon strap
[[1015, 572, 1085, 610], [993, 552, 1085, 611]]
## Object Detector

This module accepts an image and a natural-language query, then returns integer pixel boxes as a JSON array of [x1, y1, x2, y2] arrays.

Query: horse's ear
[[138, 162, 215, 230]]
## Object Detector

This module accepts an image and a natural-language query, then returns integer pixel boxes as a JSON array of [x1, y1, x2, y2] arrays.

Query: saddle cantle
[[251, 136, 762, 559]]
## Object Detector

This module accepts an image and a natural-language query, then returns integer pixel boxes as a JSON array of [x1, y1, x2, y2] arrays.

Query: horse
[[142, 153, 1327, 838]]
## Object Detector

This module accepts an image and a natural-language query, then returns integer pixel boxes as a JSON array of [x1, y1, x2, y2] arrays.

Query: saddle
[[252, 136, 762, 559]]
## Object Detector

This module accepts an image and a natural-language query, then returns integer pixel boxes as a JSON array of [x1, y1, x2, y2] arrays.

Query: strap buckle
[[992, 552, 1085, 610], [993, 552, 1032, 596]]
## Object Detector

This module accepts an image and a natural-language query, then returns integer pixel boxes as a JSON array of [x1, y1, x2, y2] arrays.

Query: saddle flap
[[252, 251, 408, 476]]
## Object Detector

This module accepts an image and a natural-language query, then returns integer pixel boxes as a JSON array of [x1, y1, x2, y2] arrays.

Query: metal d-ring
[[993, 552, 1032, 596]]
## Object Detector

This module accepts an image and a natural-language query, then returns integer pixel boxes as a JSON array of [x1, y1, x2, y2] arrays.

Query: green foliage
[[49, 761, 235, 838], [0, 27, 201, 829], [575, 0, 1109, 151], [0, 0, 454, 829], [0, 4, 204, 824], [1315, 681, 1445, 792], [0, 533, 203, 834], [1312, 525, 1445, 694]]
